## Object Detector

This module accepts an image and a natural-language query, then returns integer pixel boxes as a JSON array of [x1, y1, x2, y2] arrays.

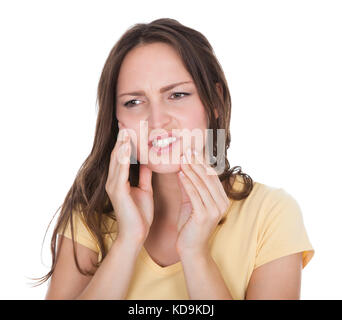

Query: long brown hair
[[30, 18, 253, 287]]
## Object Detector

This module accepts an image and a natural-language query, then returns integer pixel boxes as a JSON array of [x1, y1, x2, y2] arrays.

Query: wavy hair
[[30, 18, 254, 287]]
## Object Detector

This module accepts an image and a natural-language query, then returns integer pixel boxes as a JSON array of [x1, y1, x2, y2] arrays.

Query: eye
[[170, 92, 190, 100], [123, 92, 190, 108], [123, 99, 141, 107]]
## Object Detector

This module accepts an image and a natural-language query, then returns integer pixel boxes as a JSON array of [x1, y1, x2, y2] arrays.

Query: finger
[[180, 154, 217, 213], [111, 129, 130, 187], [138, 164, 153, 193], [113, 127, 131, 170], [107, 128, 128, 184], [178, 170, 205, 217], [177, 206, 192, 233], [116, 136, 131, 188], [200, 152, 230, 211], [189, 148, 228, 214], [201, 151, 229, 203]]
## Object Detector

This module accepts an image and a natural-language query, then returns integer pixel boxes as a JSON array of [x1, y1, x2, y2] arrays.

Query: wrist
[[178, 246, 210, 261], [116, 230, 147, 247], [113, 235, 144, 255]]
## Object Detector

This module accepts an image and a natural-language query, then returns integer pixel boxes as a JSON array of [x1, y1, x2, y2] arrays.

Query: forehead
[[116, 42, 192, 92]]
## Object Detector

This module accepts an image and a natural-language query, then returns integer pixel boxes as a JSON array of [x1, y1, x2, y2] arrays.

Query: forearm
[[180, 250, 234, 300], [76, 238, 142, 300]]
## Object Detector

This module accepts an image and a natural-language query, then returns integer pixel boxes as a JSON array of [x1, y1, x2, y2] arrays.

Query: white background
[[0, 0, 341, 299]]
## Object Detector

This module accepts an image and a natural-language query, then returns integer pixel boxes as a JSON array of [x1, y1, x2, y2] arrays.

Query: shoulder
[[233, 177, 299, 215], [253, 183, 303, 223], [251, 182, 314, 269], [228, 175, 285, 210], [57, 206, 118, 254], [228, 177, 305, 231]]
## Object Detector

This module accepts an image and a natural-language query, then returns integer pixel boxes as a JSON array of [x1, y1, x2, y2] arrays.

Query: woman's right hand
[[105, 127, 154, 246]]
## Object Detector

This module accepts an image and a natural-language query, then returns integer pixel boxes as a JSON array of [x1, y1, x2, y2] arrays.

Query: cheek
[[130, 126, 146, 161], [116, 105, 144, 126], [181, 105, 208, 132], [116, 110, 146, 161], [179, 108, 208, 150], [115, 120, 140, 151], [184, 98, 208, 126]]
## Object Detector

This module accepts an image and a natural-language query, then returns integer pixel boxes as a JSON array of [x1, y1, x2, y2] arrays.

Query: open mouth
[[149, 135, 180, 156]]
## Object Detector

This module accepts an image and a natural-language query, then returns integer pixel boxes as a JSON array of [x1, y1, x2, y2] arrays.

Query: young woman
[[34, 18, 314, 299]]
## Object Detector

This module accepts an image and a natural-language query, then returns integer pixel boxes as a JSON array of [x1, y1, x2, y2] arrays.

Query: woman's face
[[116, 42, 209, 173]]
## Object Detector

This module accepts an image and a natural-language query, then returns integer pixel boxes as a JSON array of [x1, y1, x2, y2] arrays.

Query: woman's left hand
[[175, 147, 231, 257]]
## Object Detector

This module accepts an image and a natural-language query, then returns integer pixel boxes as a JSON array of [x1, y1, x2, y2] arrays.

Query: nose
[[147, 102, 171, 129]]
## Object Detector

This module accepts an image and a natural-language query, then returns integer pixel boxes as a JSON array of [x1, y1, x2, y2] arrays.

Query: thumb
[[139, 164, 153, 193], [177, 206, 192, 233]]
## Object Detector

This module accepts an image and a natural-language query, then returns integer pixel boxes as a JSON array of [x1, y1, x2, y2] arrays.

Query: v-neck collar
[[141, 245, 182, 275], [139, 199, 236, 275]]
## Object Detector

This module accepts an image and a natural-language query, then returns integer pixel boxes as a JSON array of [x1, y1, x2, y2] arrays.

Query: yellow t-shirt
[[57, 176, 315, 300]]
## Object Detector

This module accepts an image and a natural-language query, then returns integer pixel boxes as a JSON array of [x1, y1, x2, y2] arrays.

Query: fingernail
[[178, 171, 185, 178]]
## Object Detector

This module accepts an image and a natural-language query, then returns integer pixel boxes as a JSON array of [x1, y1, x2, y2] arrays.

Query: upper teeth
[[152, 136, 177, 147]]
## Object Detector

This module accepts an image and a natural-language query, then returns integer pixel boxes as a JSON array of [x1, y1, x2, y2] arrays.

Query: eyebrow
[[117, 81, 193, 98]]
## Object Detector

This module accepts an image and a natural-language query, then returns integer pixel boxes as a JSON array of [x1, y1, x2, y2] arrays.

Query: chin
[[136, 147, 183, 173], [147, 162, 181, 174]]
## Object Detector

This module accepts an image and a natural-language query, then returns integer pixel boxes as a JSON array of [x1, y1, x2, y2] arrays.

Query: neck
[[152, 171, 182, 226]]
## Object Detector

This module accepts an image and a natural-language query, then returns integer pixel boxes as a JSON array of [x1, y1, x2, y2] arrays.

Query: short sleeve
[[57, 207, 100, 253], [254, 188, 315, 270]]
